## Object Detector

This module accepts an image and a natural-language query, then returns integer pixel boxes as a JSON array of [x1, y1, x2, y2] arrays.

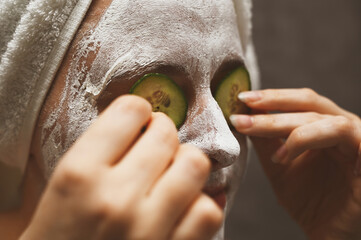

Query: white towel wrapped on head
[[0, 0, 92, 210]]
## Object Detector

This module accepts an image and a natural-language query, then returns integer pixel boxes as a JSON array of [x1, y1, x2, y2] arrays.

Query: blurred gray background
[[227, 0, 361, 239]]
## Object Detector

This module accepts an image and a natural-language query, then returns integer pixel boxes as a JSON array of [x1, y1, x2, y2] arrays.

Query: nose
[[178, 92, 241, 171]]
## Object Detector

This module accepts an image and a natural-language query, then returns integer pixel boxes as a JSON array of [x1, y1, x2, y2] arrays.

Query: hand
[[21, 95, 222, 240], [231, 88, 361, 239]]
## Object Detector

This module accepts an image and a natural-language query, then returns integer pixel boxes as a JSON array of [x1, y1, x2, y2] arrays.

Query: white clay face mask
[[41, 1, 248, 234]]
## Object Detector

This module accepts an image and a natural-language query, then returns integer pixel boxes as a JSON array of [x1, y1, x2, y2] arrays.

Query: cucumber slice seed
[[130, 73, 188, 128], [215, 66, 251, 124]]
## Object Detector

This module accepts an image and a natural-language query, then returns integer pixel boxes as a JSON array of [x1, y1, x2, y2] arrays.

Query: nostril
[[207, 148, 238, 171], [210, 158, 224, 171]]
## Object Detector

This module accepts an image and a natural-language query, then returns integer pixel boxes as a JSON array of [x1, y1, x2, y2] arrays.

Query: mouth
[[203, 184, 228, 210]]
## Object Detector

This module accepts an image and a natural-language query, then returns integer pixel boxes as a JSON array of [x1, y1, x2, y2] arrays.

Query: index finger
[[238, 88, 347, 115], [230, 112, 328, 138], [62, 95, 152, 166]]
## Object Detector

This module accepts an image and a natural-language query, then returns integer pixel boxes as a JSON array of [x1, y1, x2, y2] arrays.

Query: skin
[[232, 89, 361, 240], [1, 0, 360, 239], [1, 0, 247, 239]]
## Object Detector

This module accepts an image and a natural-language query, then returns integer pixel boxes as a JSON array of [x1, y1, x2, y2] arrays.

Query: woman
[[0, 0, 360, 239]]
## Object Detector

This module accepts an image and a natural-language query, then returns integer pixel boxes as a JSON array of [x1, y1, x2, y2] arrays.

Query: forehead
[[71, 0, 244, 98], [118, 0, 237, 37], [90, 0, 242, 69]]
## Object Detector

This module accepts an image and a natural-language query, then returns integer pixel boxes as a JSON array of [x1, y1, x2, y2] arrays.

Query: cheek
[[39, 91, 98, 179]]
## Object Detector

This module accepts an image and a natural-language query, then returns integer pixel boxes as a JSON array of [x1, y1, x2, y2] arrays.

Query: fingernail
[[229, 115, 254, 128], [238, 91, 262, 102], [272, 144, 288, 163]]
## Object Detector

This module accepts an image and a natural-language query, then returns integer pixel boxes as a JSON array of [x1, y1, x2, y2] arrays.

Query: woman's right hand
[[20, 95, 222, 240]]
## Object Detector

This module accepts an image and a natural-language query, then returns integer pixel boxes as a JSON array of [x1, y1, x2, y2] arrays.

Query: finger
[[146, 144, 211, 235], [230, 112, 327, 138], [272, 116, 360, 163], [112, 112, 179, 192], [62, 95, 151, 166], [238, 88, 347, 115], [171, 194, 223, 240]]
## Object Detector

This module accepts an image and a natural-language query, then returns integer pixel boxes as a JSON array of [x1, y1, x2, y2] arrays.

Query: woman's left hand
[[230, 88, 361, 240]]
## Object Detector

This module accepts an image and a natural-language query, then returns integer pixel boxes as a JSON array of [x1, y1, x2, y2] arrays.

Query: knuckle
[[302, 88, 317, 98], [52, 163, 93, 194], [334, 115, 350, 127], [307, 112, 322, 121], [92, 198, 117, 221], [113, 95, 152, 116], [152, 113, 179, 147], [350, 113, 361, 122], [155, 112, 177, 130], [180, 144, 211, 179], [289, 128, 305, 146], [301, 88, 317, 104], [93, 195, 134, 226], [333, 115, 352, 135]]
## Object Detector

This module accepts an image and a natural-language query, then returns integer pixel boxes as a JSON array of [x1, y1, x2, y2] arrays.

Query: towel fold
[[0, 0, 92, 210]]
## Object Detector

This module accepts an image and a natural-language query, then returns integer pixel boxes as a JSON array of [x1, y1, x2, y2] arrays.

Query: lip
[[203, 184, 228, 209]]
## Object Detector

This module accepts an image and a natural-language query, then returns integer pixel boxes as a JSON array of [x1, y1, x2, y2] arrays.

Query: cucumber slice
[[130, 73, 188, 128], [215, 66, 251, 124]]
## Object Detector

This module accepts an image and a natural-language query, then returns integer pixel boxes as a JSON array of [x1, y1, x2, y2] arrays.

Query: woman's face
[[32, 0, 248, 231]]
